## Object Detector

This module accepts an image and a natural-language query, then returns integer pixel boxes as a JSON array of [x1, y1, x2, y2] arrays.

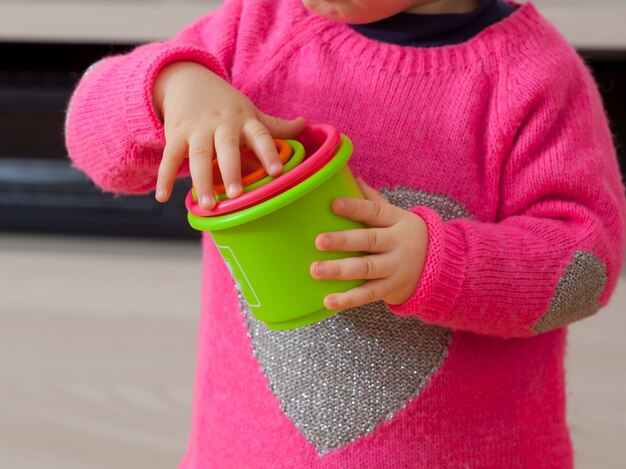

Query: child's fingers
[[256, 111, 306, 139], [315, 227, 391, 253], [156, 137, 187, 202], [188, 132, 217, 208], [332, 197, 400, 228], [311, 254, 394, 281], [323, 279, 388, 310], [214, 124, 242, 200], [242, 119, 283, 177]]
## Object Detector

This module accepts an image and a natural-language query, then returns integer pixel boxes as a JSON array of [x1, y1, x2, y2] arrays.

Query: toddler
[[65, 0, 626, 467]]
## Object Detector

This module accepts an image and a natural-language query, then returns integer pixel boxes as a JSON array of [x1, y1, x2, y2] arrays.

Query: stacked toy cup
[[186, 124, 365, 330]]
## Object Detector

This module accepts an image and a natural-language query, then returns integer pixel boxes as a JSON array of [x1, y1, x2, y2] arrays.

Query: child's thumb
[[256, 111, 306, 138], [356, 177, 388, 204]]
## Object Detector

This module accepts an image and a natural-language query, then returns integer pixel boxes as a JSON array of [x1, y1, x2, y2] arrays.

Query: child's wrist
[[152, 61, 206, 120]]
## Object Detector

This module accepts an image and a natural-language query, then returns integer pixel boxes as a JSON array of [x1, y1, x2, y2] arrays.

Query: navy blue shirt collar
[[350, 0, 516, 48]]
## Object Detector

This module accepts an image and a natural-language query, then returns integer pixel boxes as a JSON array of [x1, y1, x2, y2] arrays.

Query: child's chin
[[302, 3, 335, 17], [302, 3, 384, 24], [301, 1, 357, 23]]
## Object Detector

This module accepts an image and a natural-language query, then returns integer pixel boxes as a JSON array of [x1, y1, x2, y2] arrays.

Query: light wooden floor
[[1, 234, 625, 469]]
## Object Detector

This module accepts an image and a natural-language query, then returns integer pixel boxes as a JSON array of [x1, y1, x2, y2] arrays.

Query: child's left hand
[[311, 178, 429, 310]]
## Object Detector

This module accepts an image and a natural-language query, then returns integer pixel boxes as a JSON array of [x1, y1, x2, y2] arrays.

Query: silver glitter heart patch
[[240, 300, 452, 455], [239, 187, 470, 455]]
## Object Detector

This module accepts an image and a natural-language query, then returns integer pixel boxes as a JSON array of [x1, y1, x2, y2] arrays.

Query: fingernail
[[318, 236, 331, 249], [314, 263, 325, 277], [227, 184, 241, 197], [200, 195, 213, 208], [325, 296, 337, 309], [335, 199, 346, 211], [156, 189, 166, 201], [270, 163, 283, 175]]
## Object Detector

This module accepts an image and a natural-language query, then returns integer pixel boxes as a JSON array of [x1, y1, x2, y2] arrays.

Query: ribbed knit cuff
[[123, 43, 230, 147], [386, 206, 467, 324]]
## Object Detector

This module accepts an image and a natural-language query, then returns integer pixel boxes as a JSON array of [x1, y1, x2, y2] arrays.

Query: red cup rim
[[186, 124, 341, 217]]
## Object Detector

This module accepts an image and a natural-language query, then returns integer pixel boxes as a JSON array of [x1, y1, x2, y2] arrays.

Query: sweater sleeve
[[64, 0, 243, 194], [387, 52, 626, 338]]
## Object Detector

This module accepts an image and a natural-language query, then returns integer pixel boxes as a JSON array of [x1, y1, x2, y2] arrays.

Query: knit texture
[[65, 1, 626, 467]]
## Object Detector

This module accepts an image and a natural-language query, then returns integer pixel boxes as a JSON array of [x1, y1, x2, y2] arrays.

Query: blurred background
[[0, 0, 625, 468]]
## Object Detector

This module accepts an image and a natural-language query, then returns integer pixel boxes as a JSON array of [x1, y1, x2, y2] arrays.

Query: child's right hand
[[152, 61, 306, 209]]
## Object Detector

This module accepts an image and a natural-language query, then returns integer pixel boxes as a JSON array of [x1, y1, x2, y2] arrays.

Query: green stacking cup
[[188, 135, 365, 330]]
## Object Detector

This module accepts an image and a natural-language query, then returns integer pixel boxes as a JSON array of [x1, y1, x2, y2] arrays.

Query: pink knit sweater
[[65, 1, 626, 467]]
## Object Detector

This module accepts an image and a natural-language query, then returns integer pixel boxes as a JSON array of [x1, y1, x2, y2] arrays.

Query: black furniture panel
[[0, 42, 198, 238]]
